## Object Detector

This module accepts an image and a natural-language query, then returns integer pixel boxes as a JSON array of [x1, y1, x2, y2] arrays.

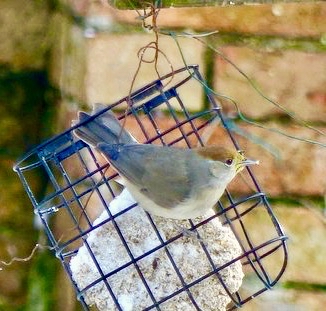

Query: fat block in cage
[[70, 189, 244, 310], [13, 65, 288, 310]]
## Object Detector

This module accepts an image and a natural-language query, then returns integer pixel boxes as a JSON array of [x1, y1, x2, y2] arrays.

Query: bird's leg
[[179, 226, 206, 246]]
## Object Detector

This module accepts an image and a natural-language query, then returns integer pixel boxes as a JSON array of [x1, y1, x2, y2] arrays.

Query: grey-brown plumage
[[73, 106, 258, 219], [74, 104, 136, 147], [98, 143, 214, 208]]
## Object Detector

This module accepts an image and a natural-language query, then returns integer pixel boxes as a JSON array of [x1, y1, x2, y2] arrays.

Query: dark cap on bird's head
[[195, 145, 259, 173]]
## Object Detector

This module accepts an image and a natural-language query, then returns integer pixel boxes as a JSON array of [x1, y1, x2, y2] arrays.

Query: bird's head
[[195, 145, 259, 175]]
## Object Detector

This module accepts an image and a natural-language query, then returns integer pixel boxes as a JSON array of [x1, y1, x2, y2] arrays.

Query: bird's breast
[[123, 177, 227, 220]]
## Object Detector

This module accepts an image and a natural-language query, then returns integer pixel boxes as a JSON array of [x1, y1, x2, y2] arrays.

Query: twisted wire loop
[[13, 65, 288, 310]]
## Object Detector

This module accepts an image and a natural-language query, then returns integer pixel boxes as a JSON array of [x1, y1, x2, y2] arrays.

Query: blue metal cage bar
[[13, 65, 288, 310]]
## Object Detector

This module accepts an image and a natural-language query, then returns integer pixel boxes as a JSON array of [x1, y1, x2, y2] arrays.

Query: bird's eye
[[225, 158, 233, 166]]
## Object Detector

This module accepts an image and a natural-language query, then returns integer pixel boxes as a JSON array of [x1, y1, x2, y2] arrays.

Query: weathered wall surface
[[1, 0, 325, 310]]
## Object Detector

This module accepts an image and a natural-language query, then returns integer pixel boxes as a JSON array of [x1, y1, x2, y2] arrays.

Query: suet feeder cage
[[14, 65, 288, 310]]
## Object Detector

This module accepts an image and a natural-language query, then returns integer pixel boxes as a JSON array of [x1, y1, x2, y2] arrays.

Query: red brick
[[110, 2, 326, 38], [239, 205, 326, 310], [206, 122, 326, 197], [85, 33, 205, 109], [213, 46, 326, 122]]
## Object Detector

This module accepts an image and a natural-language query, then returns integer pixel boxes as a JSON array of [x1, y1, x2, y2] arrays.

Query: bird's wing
[[74, 109, 136, 147], [97, 143, 192, 208]]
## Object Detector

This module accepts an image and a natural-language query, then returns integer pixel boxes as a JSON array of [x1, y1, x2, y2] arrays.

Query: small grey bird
[[73, 104, 258, 219]]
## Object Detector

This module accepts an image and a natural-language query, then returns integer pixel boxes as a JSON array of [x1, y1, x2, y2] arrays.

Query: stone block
[[206, 121, 326, 197], [111, 2, 326, 38], [49, 17, 88, 104], [85, 33, 205, 110], [242, 286, 326, 311], [237, 204, 326, 310], [213, 46, 326, 122]]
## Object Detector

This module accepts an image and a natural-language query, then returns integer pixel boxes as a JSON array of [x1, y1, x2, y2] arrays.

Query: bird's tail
[[73, 104, 136, 148]]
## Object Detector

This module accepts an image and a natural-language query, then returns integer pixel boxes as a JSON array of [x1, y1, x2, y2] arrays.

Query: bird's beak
[[241, 158, 260, 166]]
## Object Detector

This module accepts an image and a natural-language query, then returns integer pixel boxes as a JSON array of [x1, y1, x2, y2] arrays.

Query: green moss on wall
[[0, 68, 59, 310]]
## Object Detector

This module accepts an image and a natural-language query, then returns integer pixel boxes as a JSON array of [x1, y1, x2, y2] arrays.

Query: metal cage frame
[[13, 65, 288, 310]]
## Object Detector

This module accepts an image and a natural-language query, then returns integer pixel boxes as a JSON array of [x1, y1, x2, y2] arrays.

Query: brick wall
[[53, 1, 326, 310], [1, 0, 325, 310]]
